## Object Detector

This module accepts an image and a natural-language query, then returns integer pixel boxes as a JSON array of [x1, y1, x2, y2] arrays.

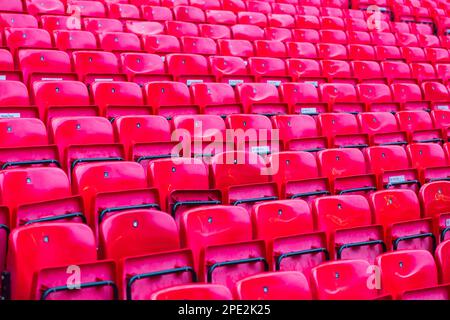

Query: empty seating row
[[3, 205, 450, 300], [2, 112, 450, 171], [1, 79, 449, 120], [0, 147, 449, 237], [1, 24, 448, 57]]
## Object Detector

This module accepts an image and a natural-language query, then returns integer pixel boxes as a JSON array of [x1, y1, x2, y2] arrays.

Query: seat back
[[7, 223, 97, 300], [99, 209, 180, 260], [235, 271, 312, 300]]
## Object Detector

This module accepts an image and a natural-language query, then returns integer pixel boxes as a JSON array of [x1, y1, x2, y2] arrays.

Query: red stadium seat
[[391, 83, 428, 111], [313, 195, 384, 262], [371, 32, 397, 46], [191, 82, 242, 115], [396, 33, 418, 47], [50, 116, 123, 173], [141, 5, 173, 21], [311, 260, 382, 300], [32, 80, 94, 121], [18, 49, 75, 86], [0, 81, 36, 118], [320, 83, 363, 113], [72, 51, 126, 85], [351, 61, 384, 84], [251, 199, 327, 272], [267, 152, 330, 205], [317, 148, 377, 197], [320, 17, 345, 30], [273, 112, 325, 149], [69, 1, 105, 17], [146, 81, 198, 118], [431, 110, 450, 140], [370, 189, 434, 252], [293, 29, 320, 43], [148, 157, 219, 217], [320, 30, 347, 44], [108, 3, 140, 20], [166, 20, 199, 37], [417, 34, 441, 50], [287, 58, 324, 86], [317, 43, 348, 60], [375, 45, 402, 61], [0, 49, 20, 81], [436, 240, 450, 283], [99, 209, 179, 260], [318, 113, 369, 148], [410, 63, 440, 83], [5, 28, 52, 54], [166, 53, 214, 85], [237, 11, 267, 27], [320, 60, 356, 85], [420, 181, 450, 242], [180, 205, 268, 288], [6, 223, 112, 300], [402, 47, 427, 63], [347, 31, 372, 45], [279, 82, 326, 115], [401, 284, 450, 300], [0, 0, 24, 13], [71, 161, 155, 236], [91, 81, 148, 119], [295, 15, 320, 29], [236, 83, 287, 115], [41, 15, 77, 32], [83, 18, 123, 33], [286, 42, 318, 59], [181, 36, 217, 55], [173, 5, 205, 23], [357, 83, 398, 113], [27, 0, 65, 16], [121, 52, 172, 86], [225, 113, 276, 153], [422, 82, 450, 110], [254, 40, 287, 58], [99, 32, 142, 53], [0, 167, 71, 228], [210, 55, 254, 85], [396, 111, 444, 144], [381, 61, 414, 84], [358, 112, 407, 146], [248, 57, 290, 84], [143, 34, 181, 54], [173, 113, 226, 149], [426, 48, 450, 64], [268, 13, 295, 28], [0, 118, 59, 173], [218, 39, 254, 58], [407, 143, 450, 183], [211, 151, 278, 211], [125, 21, 165, 36], [198, 24, 231, 40], [0, 13, 38, 28], [231, 24, 264, 41], [190, 0, 221, 9], [205, 9, 237, 25], [365, 145, 420, 192], [375, 250, 438, 299], [54, 30, 98, 52], [235, 272, 312, 300], [113, 115, 177, 164], [221, 0, 246, 12], [152, 284, 232, 300]]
